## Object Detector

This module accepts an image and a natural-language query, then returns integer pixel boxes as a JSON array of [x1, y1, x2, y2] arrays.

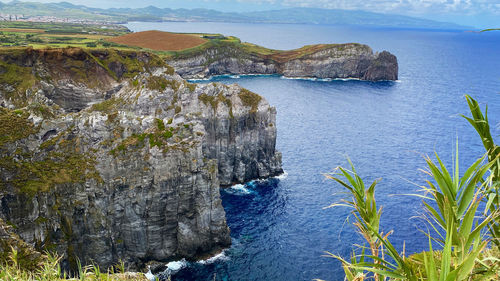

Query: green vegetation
[[0, 21, 355, 72], [324, 96, 500, 281], [0, 57, 38, 107], [0, 21, 129, 48], [29, 103, 56, 119], [0, 45, 170, 107], [0, 218, 45, 272], [0, 108, 36, 147], [90, 97, 125, 114], [109, 118, 194, 156], [199, 92, 234, 118], [163, 35, 363, 64], [0, 252, 147, 280], [0, 111, 101, 197], [186, 82, 197, 92], [462, 95, 500, 249], [146, 76, 179, 92], [239, 89, 261, 113]]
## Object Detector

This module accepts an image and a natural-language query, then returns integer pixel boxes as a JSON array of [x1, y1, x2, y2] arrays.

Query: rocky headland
[[165, 39, 399, 81], [0, 47, 282, 271]]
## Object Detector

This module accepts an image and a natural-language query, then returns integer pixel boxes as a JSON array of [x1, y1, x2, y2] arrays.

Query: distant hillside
[[0, 1, 470, 30], [0, 1, 123, 21], [241, 8, 468, 29]]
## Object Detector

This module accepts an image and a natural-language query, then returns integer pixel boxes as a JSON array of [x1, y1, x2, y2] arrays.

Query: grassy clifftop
[[0, 22, 365, 64], [160, 34, 366, 62], [0, 47, 170, 107]]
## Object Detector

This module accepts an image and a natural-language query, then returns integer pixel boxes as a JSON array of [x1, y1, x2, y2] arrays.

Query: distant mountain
[[0, 1, 470, 30], [241, 8, 468, 29]]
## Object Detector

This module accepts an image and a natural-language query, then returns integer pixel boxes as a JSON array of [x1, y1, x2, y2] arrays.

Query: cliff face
[[167, 43, 398, 81], [0, 48, 282, 271]]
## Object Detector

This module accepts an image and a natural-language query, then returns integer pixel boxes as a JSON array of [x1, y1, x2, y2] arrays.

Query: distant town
[[0, 14, 121, 25]]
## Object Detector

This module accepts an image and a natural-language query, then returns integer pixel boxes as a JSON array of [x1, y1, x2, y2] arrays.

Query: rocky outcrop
[[0, 48, 282, 271], [167, 43, 398, 81], [0, 218, 45, 270]]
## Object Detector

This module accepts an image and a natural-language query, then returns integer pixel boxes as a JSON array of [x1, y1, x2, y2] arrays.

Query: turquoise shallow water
[[127, 22, 500, 281]]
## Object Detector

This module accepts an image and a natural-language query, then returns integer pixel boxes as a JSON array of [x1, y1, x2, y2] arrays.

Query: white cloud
[[278, 0, 499, 16]]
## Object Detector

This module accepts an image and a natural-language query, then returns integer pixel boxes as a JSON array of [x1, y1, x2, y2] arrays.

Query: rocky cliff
[[166, 42, 398, 81], [0, 47, 282, 271]]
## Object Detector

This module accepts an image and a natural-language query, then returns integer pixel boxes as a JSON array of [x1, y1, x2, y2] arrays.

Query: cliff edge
[[0, 47, 282, 271], [165, 40, 398, 81]]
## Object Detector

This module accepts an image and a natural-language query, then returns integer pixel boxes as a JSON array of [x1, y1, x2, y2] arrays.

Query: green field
[[0, 21, 352, 65], [0, 22, 130, 48]]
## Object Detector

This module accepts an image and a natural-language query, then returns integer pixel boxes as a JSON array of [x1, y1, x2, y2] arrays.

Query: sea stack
[[166, 42, 398, 81]]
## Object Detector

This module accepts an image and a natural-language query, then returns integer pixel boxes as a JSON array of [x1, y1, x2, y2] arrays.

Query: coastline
[[189, 74, 402, 83]]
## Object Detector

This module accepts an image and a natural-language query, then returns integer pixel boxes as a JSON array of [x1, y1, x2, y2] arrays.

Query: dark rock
[[108, 61, 127, 79], [362, 51, 399, 81], [0, 48, 282, 271]]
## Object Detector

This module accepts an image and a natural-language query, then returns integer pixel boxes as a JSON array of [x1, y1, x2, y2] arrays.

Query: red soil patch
[[108, 30, 207, 51]]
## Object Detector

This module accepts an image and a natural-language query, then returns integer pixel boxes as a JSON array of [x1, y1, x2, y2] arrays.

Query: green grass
[[0, 22, 128, 48], [0, 108, 36, 148], [0, 46, 171, 107], [0, 253, 148, 280], [0, 110, 101, 197], [146, 76, 179, 92], [109, 119, 194, 156], [90, 98, 125, 114], [0, 58, 38, 107], [238, 89, 261, 113], [199, 92, 234, 118], [0, 21, 359, 70]]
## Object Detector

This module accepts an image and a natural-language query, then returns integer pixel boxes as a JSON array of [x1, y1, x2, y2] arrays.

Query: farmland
[[0, 22, 129, 48], [108, 30, 207, 51], [0, 21, 340, 65]]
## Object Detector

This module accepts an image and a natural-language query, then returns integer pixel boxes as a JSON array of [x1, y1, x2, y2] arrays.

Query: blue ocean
[[127, 22, 500, 281]]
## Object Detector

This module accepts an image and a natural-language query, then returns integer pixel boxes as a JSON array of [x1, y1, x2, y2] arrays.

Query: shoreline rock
[[167, 43, 398, 82]]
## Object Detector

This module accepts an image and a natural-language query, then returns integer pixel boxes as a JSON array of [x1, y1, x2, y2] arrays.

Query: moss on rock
[[0, 218, 45, 271], [0, 108, 37, 148], [198, 92, 233, 118], [1, 128, 101, 197], [238, 89, 261, 113], [145, 76, 179, 92]]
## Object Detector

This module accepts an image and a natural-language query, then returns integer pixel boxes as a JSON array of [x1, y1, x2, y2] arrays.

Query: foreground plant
[[325, 148, 498, 280], [462, 95, 500, 247], [0, 252, 148, 281], [324, 159, 417, 281]]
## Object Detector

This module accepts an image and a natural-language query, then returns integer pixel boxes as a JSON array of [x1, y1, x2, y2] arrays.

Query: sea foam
[[227, 184, 252, 194], [166, 259, 188, 272], [274, 170, 288, 180], [197, 250, 229, 265]]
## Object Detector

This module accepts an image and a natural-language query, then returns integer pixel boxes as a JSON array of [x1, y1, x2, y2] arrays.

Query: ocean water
[[127, 22, 500, 280]]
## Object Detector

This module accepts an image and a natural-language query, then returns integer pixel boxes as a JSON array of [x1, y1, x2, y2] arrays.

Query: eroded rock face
[[0, 48, 282, 271], [167, 43, 398, 81]]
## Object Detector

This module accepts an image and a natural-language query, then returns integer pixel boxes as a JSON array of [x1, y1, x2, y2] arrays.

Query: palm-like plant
[[324, 159, 417, 281], [326, 148, 499, 280], [417, 147, 498, 280], [462, 95, 500, 247], [462, 95, 500, 181]]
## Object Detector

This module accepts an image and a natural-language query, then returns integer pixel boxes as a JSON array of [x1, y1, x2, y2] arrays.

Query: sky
[[1, 0, 499, 27]]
